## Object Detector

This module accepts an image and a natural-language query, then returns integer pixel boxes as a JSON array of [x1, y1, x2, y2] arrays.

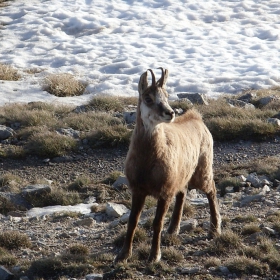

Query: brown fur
[[115, 69, 221, 263]]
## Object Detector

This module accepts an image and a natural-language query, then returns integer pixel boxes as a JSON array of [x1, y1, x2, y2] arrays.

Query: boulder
[[106, 202, 129, 218], [123, 111, 136, 124], [0, 125, 15, 140], [227, 99, 255, 109], [21, 184, 52, 197], [112, 175, 128, 188], [0, 266, 14, 280], [237, 92, 256, 103], [177, 93, 208, 105], [258, 96, 279, 107], [246, 173, 262, 188]]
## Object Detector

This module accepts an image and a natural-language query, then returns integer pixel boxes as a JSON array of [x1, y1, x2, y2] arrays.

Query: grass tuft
[[0, 63, 21, 80], [26, 131, 77, 157], [0, 231, 31, 250], [209, 229, 242, 255], [226, 256, 269, 276], [43, 73, 87, 97]]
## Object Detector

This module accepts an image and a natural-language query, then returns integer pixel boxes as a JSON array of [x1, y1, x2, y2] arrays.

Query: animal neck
[[135, 99, 159, 137]]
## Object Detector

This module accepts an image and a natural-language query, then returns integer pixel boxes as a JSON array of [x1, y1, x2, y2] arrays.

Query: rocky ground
[[0, 140, 280, 280]]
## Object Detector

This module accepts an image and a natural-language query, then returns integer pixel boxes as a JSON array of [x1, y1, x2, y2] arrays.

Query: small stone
[[0, 125, 15, 140], [106, 202, 129, 218], [219, 266, 230, 274], [267, 118, 280, 126], [180, 267, 201, 275], [262, 227, 276, 236], [86, 274, 103, 280], [112, 175, 128, 188], [180, 219, 198, 232], [75, 218, 95, 227]]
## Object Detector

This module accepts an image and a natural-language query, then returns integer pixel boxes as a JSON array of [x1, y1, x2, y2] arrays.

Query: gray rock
[[180, 266, 201, 275], [177, 93, 208, 105], [0, 192, 31, 210], [56, 127, 80, 138], [219, 266, 230, 274], [189, 197, 208, 206], [106, 202, 129, 218], [262, 226, 276, 236], [246, 173, 262, 188], [227, 99, 255, 109], [19, 276, 30, 280], [267, 118, 280, 126], [75, 217, 95, 227], [123, 111, 136, 124], [259, 185, 270, 195], [22, 184, 51, 197], [258, 96, 279, 107], [0, 266, 14, 280], [180, 219, 198, 232], [240, 194, 264, 207], [112, 175, 128, 188], [86, 274, 103, 280], [52, 156, 73, 163], [0, 125, 15, 140], [237, 92, 256, 103]]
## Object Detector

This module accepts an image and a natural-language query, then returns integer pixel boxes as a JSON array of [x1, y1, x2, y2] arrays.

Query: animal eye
[[145, 96, 153, 104]]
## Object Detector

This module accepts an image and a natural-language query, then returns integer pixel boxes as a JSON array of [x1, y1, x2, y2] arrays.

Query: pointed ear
[[138, 71, 148, 95], [157, 68, 169, 88]]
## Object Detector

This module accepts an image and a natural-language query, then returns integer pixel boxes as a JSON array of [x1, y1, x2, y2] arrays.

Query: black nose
[[166, 110, 174, 117]]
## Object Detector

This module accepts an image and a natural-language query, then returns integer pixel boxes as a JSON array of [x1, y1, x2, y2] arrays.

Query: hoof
[[148, 252, 161, 263], [114, 251, 129, 264]]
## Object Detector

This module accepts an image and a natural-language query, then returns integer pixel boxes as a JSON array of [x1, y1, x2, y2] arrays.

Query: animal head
[[138, 68, 175, 130]]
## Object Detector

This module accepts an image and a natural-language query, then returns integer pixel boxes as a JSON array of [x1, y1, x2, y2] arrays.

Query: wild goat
[[115, 68, 221, 263]]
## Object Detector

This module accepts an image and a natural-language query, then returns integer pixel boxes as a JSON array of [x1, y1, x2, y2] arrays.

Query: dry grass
[[0, 231, 31, 250], [26, 131, 77, 157], [0, 63, 21, 80], [209, 229, 242, 255], [43, 73, 87, 97]]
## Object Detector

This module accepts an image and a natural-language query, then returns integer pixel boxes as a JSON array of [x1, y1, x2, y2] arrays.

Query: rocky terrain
[[0, 139, 280, 280]]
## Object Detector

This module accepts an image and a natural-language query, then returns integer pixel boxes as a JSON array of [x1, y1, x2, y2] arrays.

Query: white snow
[[26, 203, 96, 218], [0, 0, 280, 106]]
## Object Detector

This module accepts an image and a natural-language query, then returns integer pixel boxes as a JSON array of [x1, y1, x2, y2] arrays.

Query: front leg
[[149, 197, 171, 262], [167, 191, 185, 235], [115, 193, 146, 263]]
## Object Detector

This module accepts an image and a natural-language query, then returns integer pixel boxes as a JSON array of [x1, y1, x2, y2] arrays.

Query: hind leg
[[206, 181, 221, 238], [167, 191, 185, 235]]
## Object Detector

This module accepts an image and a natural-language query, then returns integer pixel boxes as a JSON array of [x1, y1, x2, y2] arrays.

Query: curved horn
[[147, 69, 156, 87], [157, 67, 165, 87]]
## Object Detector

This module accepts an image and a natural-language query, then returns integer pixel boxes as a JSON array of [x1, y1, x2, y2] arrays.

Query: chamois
[[115, 68, 221, 263]]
